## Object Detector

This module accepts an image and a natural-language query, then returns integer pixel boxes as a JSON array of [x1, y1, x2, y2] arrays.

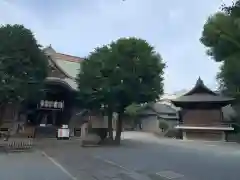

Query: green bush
[[159, 121, 169, 131]]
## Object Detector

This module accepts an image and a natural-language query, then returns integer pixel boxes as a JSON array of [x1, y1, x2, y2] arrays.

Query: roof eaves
[[184, 77, 216, 96], [47, 55, 74, 79], [45, 77, 78, 91], [55, 53, 85, 62]]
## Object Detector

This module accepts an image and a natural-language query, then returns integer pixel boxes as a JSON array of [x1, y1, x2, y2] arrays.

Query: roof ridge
[[56, 53, 84, 60], [183, 77, 216, 96]]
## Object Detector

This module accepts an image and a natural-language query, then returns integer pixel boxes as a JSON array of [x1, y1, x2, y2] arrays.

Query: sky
[[0, 0, 232, 93]]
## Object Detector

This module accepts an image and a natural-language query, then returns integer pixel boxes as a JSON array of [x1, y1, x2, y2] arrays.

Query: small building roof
[[172, 94, 233, 103], [152, 103, 178, 114], [137, 103, 179, 120], [171, 77, 234, 106], [137, 107, 156, 116]]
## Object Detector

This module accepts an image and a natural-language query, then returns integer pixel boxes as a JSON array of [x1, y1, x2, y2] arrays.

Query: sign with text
[[38, 100, 64, 110]]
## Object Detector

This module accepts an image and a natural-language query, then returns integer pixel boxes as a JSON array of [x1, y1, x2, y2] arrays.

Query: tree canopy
[[77, 46, 109, 112], [200, 1, 240, 99], [77, 38, 165, 110], [107, 38, 165, 109], [0, 24, 48, 106], [77, 37, 165, 142]]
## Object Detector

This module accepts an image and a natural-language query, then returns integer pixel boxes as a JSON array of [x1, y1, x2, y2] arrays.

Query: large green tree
[[77, 37, 165, 143], [200, 1, 240, 100], [0, 24, 48, 121]]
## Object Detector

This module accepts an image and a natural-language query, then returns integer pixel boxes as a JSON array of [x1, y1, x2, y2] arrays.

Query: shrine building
[[172, 78, 234, 141], [19, 45, 107, 138]]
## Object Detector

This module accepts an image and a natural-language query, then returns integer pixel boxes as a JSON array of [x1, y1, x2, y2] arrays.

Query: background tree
[[200, 1, 240, 100], [125, 103, 148, 129], [125, 103, 145, 116], [0, 24, 48, 122]]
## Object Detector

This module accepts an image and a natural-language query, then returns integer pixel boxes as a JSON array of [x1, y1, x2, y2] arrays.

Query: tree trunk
[[107, 108, 113, 140], [115, 111, 123, 145], [13, 105, 19, 121], [10, 104, 20, 135], [0, 105, 6, 125]]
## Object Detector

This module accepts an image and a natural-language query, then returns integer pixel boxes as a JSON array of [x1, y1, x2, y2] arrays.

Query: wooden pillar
[[52, 111, 56, 125], [183, 131, 187, 140], [81, 123, 88, 137], [220, 108, 224, 123], [221, 131, 226, 141]]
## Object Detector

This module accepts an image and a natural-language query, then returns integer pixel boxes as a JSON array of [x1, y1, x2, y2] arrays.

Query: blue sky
[[0, 0, 231, 93]]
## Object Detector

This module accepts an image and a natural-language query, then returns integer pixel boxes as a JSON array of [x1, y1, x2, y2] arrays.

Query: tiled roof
[[51, 53, 81, 78], [184, 77, 216, 96], [172, 94, 234, 103], [43, 46, 84, 79], [43, 46, 83, 90], [152, 103, 178, 114], [172, 77, 234, 104], [137, 103, 179, 120], [53, 53, 84, 62]]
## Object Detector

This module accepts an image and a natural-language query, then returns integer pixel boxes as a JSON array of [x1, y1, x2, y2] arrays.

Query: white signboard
[[57, 128, 70, 138], [39, 100, 64, 109]]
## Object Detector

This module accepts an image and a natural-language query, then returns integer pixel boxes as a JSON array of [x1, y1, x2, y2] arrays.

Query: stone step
[[81, 134, 101, 147], [35, 126, 57, 138]]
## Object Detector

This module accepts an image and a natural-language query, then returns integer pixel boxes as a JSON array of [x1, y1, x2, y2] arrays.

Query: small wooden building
[[171, 78, 234, 141]]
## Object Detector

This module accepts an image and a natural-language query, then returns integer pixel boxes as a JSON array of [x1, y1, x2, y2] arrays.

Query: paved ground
[[1, 132, 240, 180], [0, 151, 74, 180], [104, 132, 240, 180]]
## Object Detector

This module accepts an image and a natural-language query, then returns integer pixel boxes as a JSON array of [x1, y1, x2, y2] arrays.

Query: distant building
[[131, 80, 236, 137], [172, 77, 234, 141], [139, 102, 179, 133], [160, 89, 236, 122]]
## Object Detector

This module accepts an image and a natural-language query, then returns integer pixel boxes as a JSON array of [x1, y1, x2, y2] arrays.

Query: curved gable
[[43, 45, 84, 79], [184, 77, 216, 96]]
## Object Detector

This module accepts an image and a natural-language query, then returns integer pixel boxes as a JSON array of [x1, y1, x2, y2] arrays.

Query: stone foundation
[[183, 130, 225, 141]]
